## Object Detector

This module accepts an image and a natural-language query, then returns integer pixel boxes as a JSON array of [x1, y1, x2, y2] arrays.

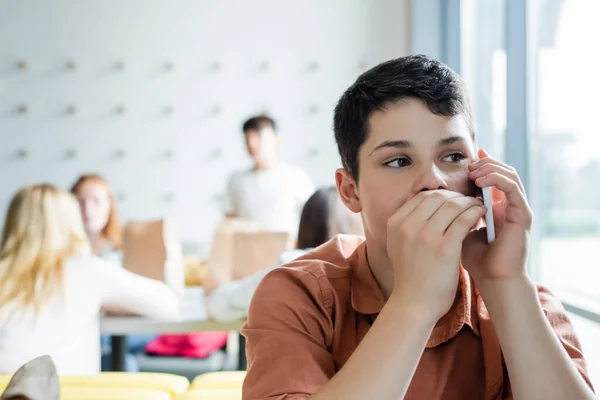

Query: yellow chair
[[191, 371, 246, 390], [176, 389, 242, 400], [59, 372, 189, 397], [61, 387, 171, 400], [1, 372, 190, 399]]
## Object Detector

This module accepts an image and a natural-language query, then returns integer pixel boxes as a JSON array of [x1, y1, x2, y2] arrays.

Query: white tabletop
[[100, 287, 245, 335]]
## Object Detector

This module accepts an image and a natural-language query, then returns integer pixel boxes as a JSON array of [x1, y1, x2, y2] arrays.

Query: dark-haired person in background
[[242, 56, 595, 399], [207, 187, 362, 322], [224, 115, 314, 237]]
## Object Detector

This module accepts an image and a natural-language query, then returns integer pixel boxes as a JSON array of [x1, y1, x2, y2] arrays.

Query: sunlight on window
[[533, 0, 600, 302], [460, 0, 506, 161]]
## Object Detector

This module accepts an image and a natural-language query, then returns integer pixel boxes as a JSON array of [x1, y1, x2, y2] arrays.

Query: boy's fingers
[[469, 150, 516, 173], [469, 155, 507, 170], [390, 190, 458, 228], [445, 205, 488, 243], [469, 163, 525, 193], [426, 196, 484, 235], [475, 173, 529, 210], [402, 191, 464, 231]]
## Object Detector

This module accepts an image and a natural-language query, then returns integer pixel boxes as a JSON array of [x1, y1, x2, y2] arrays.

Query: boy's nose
[[411, 165, 448, 193]]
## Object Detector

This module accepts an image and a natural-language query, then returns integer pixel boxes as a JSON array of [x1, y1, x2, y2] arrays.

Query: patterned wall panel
[[0, 0, 410, 245]]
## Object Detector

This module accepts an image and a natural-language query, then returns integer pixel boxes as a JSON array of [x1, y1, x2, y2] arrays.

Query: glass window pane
[[460, 0, 506, 161], [530, 0, 600, 304], [569, 313, 600, 389]]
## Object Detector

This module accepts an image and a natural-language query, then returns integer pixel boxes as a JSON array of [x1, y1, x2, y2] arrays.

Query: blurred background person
[[0, 184, 178, 375], [71, 174, 122, 265], [225, 115, 314, 238]]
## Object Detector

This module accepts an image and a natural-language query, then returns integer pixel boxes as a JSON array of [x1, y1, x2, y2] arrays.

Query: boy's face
[[244, 127, 278, 164], [337, 99, 477, 255]]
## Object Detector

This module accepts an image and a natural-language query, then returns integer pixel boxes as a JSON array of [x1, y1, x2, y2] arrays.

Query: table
[[100, 287, 247, 372]]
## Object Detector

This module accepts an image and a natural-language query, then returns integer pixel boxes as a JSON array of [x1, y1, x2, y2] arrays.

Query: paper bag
[[203, 218, 290, 293], [121, 218, 185, 296], [231, 231, 291, 280]]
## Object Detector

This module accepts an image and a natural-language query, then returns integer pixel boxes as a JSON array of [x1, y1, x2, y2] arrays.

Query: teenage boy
[[241, 55, 595, 399]]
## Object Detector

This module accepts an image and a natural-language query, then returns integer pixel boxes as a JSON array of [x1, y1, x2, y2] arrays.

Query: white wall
[[0, 0, 411, 245]]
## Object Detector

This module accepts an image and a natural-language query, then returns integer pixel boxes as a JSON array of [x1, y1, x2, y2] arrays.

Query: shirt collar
[[350, 243, 480, 347]]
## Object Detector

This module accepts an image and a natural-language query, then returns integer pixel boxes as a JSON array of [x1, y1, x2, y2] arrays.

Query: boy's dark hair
[[242, 115, 277, 133], [333, 55, 475, 181]]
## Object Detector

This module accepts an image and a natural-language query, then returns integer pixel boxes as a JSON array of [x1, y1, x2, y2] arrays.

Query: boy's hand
[[387, 190, 487, 321], [462, 149, 533, 286]]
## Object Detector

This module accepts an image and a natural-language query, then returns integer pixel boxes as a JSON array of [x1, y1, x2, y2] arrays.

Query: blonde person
[[207, 187, 363, 322], [0, 184, 178, 375]]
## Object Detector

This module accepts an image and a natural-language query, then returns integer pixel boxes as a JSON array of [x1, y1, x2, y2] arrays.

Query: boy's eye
[[442, 153, 466, 163], [384, 157, 411, 168]]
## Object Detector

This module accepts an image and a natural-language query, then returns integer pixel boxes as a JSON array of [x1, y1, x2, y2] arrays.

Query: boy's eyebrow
[[437, 136, 466, 146], [370, 140, 412, 155], [369, 136, 467, 155]]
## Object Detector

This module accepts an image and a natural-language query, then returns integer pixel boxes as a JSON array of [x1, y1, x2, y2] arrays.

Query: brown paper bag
[[203, 218, 291, 293], [121, 218, 185, 296], [231, 231, 291, 280]]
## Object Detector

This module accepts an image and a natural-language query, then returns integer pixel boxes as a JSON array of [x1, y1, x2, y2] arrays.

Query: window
[[446, 0, 600, 386], [529, 0, 600, 306], [460, 0, 506, 161], [569, 313, 600, 389]]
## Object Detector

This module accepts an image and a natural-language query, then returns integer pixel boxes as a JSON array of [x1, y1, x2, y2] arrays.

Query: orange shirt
[[242, 235, 593, 400]]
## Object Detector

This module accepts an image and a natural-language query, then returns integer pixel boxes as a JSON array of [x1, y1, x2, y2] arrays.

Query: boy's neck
[[366, 246, 395, 299]]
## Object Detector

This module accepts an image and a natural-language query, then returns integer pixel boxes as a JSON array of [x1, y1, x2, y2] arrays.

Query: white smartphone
[[474, 147, 495, 243], [480, 186, 495, 244]]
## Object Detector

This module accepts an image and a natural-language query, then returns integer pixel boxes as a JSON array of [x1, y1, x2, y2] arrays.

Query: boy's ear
[[335, 168, 362, 213]]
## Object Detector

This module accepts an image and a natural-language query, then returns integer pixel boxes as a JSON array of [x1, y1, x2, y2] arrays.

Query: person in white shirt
[[0, 184, 179, 375], [225, 115, 315, 237], [207, 186, 363, 322]]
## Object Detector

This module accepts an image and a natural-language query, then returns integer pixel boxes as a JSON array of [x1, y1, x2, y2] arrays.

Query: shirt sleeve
[[91, 259, 179, 320], [241, 267, 336, 399], [537, 285, 595, 393]]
